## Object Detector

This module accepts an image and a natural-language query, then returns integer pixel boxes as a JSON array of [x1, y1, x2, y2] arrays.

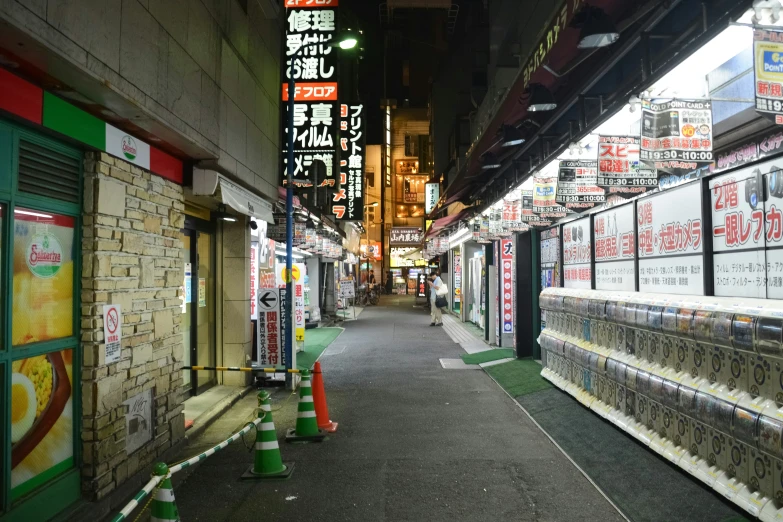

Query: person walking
[[429, 271, 444, 326]]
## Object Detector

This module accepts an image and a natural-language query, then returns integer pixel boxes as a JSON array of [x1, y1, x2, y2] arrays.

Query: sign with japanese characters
[[295, 270, 305, 342], [637, 181, 704, 295], [390, 227, 422, 246], [519, 189, 552, 227], [251, 243, 258, 320], [425, 182, 440, 214], [640, 98, 713, 175], [597, 136, 657, 196], [500, 239, 514, 335], [103, 304, 122, 364], [540, 226, 560, 289], [556, 160, 604, 209], [453, 252, 461, 304], [332, 103, 365, 220], [533, 174, 570, 218], [710, 158, 783, 298], [257, 289, 282, 367], [562, 216, 592, 289], [282, 4, 338, 190], [754, 29, 783, 124], [594, 203, 635, 291]]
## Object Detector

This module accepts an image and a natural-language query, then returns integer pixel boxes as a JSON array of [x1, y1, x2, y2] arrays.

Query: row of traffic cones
[[148, 362, 338, 518]]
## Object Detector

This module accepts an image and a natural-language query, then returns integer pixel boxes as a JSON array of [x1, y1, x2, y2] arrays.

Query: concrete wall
[[220, 217, 252, 386], [0, 0, 282, 200], [81, 152, 185, 499]]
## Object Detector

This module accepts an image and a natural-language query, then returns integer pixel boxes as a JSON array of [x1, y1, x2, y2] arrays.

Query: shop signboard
[[520, 189, 552, 227], [533, 173, 570, 218], [489, 207, 503, 237], [640, 98, 713, 176], [556, 159, 605, 210], [417, 273, 426, 297], [472, 221, 480, 241], [540, 226, 560, 289], [339, 276, 355, 299], [594, 203, 636, 291], [500, 239, 514, 336], [295, 276, 305, 342], [637, 181, 704, 295], [453, 252, 462, 303], [754, 28, 783, 124], [562, 216, 592, 289], [257, 288, 282, 366], [597, 136, 657, 196], [251, 243, 258, 320], [333, 103, 365, 220], [282, 2, 339, 190], [425, 182, 440, 214], [182, 262, 192, 313], [103, 304, 122, 364], [390, 227, 422, 246]]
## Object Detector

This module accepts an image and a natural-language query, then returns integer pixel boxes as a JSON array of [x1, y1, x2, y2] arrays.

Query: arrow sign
[[258, 290, 279, 311]]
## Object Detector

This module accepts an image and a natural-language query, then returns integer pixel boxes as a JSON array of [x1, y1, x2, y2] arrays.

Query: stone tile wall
[[80, 152, 185, 499]]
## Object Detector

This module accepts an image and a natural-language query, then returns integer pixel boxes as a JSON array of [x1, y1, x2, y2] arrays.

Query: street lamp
[[285, 32, 358, 386]]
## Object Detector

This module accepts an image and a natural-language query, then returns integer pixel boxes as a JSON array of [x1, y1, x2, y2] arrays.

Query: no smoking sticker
[[103, 304, 123, 364]]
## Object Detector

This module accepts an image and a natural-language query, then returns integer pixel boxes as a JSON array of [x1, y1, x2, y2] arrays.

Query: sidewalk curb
[[184, 386, 255, 443]]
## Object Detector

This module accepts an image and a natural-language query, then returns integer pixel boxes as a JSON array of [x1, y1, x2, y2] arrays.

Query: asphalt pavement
[[172, 295, 625, 522]]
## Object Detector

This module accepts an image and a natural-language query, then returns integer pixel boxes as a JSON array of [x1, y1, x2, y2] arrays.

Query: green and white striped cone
[[286, 370, 326, 442], [242, 390, 294, 479], [150, 463, 179, 522]]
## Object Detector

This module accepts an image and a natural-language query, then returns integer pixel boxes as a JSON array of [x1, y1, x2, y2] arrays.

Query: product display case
[[539, 288, 783, 520]]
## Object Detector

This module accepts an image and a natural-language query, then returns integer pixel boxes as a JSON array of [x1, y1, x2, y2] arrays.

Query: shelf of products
[[539, 288, 783, 520]]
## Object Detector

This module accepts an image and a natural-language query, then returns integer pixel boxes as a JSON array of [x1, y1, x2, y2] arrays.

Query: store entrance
[[181, 216, 216, 396]]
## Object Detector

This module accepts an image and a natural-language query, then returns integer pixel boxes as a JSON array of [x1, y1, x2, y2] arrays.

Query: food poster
[[12, 210, 75, 346], [11, 349, 74, 499]]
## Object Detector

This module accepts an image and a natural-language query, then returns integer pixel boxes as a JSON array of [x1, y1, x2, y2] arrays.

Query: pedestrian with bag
[[429, 271, 448, 326]]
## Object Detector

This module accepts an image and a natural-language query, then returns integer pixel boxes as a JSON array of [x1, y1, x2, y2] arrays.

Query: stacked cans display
[[538, 288, 783, 519]]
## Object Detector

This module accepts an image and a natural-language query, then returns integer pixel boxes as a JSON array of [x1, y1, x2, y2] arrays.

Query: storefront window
[[12, 209, 75, 346]]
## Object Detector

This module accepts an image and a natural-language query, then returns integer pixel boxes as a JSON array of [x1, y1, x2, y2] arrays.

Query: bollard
[[150, 463, 180, 522], [242, 390, 294, 479], [286, 370, 327, 442]]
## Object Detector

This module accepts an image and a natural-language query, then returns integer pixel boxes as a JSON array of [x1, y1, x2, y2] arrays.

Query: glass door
[[180, 217, 216, 396]]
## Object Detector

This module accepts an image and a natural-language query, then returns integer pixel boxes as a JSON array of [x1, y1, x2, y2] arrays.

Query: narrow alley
[[173, 297, 624, 521]]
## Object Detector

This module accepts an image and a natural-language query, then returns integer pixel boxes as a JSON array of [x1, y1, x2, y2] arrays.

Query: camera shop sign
[[562, 216, 592, 289], [640, 99, 713, 175], [710, 158, 783, 299], [332, 103, 365, 220], [754, 28, 783, 124], [282, 3, 339, 189]]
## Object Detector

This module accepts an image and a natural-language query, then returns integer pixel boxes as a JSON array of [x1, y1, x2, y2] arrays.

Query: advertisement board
[[597, 136, 657, 196], [533, 174, 570, 218], [556, 160, 604, 210], [540, 226, 560, 289], [593, 203, 636, 291], [754, 28, 783, 124], [257, 289, 282, 367], [562, 216, 592, 289], [500, 239, 514, 336], [637, 181, 704, 294]]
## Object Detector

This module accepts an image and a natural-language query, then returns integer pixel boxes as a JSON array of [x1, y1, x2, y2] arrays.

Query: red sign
[[282, 82, 338, 101], [500, 239, 513, 334], [285, 0, 338, 6]]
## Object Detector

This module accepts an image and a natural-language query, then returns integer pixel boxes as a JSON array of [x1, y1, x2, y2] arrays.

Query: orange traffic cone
[[312, 361, 338, 433]]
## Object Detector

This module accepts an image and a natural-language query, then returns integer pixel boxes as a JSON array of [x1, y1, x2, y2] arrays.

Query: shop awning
[[193, 169, 275, 223], [424, 209, 471, 240]]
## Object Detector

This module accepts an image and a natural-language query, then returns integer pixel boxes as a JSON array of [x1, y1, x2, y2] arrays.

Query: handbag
[[435, 295, 448, 308], [436, 283, 449, 296]]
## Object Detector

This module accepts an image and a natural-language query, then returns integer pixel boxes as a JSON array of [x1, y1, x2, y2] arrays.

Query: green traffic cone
[[150, 463, 180, 522], [286, 370, 326, 442], [242, 390, 294, 479]]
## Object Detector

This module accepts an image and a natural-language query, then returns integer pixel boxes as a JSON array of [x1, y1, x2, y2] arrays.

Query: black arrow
[[259, 292, 278, 309]]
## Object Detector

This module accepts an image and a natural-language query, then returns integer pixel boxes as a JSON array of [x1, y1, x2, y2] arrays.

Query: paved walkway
[[172, 296, 624, 521]]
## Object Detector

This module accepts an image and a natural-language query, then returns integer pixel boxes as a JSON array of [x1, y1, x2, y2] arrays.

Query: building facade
[[0, 1, 283, 519]]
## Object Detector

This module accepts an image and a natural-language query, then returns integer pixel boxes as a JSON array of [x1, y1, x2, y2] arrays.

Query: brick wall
[[80, 152, 186, 499]]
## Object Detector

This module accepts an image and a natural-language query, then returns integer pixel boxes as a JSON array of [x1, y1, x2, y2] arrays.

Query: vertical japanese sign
[[710, 159, 783, 298], [556, 160, 604, 209], [533, 173, 570, 218], [562, 216, 592, 289], [637, 182, 704, 295], [425, 182, 440, 214], [334, 103, 365, 220], [103, 304, 122, 364], [295, 262, 306, 341], [283, 3, 338, 189], [453, 252, 461, 304], [754, 29, 783, 124], [540, 226, 560, 289], [597, 136, 657, 196], [640, 99, 713, 175], [594, 203, 636, 291], [257, 289, 282, 367], [500, 239, 514, 336], [250, 243, 258, 320]]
